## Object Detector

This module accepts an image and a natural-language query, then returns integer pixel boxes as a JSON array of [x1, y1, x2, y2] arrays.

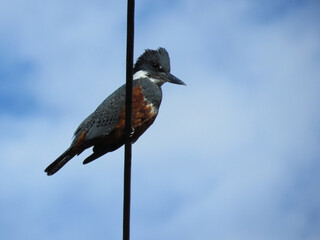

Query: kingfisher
[[45, 47, 186, 175]]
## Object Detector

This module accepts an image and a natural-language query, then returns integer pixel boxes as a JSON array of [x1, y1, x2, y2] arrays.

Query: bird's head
[[133, 47, 186, 86]]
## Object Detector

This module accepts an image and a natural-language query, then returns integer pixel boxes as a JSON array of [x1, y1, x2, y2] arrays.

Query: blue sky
[[1, 0, 320, 239]]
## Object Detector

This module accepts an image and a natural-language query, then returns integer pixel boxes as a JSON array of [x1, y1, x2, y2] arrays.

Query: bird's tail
[[44, 147, 77, 176]]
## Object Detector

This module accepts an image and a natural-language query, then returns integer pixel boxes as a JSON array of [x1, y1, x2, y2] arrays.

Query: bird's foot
[[129, 127, 135, 142]]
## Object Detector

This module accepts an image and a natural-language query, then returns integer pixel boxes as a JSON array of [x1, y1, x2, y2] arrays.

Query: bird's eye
[[153, 63, 164, 72]]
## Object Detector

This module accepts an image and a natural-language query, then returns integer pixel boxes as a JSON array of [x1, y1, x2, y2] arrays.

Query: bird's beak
[[164, 73, 186, 86]]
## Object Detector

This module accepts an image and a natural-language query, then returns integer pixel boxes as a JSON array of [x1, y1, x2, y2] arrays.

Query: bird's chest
[[113, 85, 159, 141], [132, 85, 159, 128]]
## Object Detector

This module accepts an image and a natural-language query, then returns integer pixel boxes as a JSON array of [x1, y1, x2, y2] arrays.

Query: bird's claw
[[129, 127, 135, 143]]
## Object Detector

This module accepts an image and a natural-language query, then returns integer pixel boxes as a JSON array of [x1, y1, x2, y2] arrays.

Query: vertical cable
[[123, 0, 135, 240]]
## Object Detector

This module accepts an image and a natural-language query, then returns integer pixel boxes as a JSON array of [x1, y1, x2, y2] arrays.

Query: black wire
[[123, 0, 135, 240]]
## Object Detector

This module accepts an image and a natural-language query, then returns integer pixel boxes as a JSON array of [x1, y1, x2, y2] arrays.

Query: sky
[[0, 0, 320, 239]]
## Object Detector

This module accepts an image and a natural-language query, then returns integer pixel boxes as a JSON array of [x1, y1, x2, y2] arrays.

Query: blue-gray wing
[[72, 84, 126, 144]]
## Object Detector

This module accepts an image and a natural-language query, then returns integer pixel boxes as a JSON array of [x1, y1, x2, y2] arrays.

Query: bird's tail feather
[[45, 147, 76, 176], [83, 150, 107, 165], [82, 143, 121, 165]]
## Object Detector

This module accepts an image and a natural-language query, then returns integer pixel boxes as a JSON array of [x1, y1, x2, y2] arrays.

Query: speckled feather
[[72, 78, 162, 145]]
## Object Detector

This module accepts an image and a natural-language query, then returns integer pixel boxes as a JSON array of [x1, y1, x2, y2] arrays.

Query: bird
[[45, 47, 186, 175]]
